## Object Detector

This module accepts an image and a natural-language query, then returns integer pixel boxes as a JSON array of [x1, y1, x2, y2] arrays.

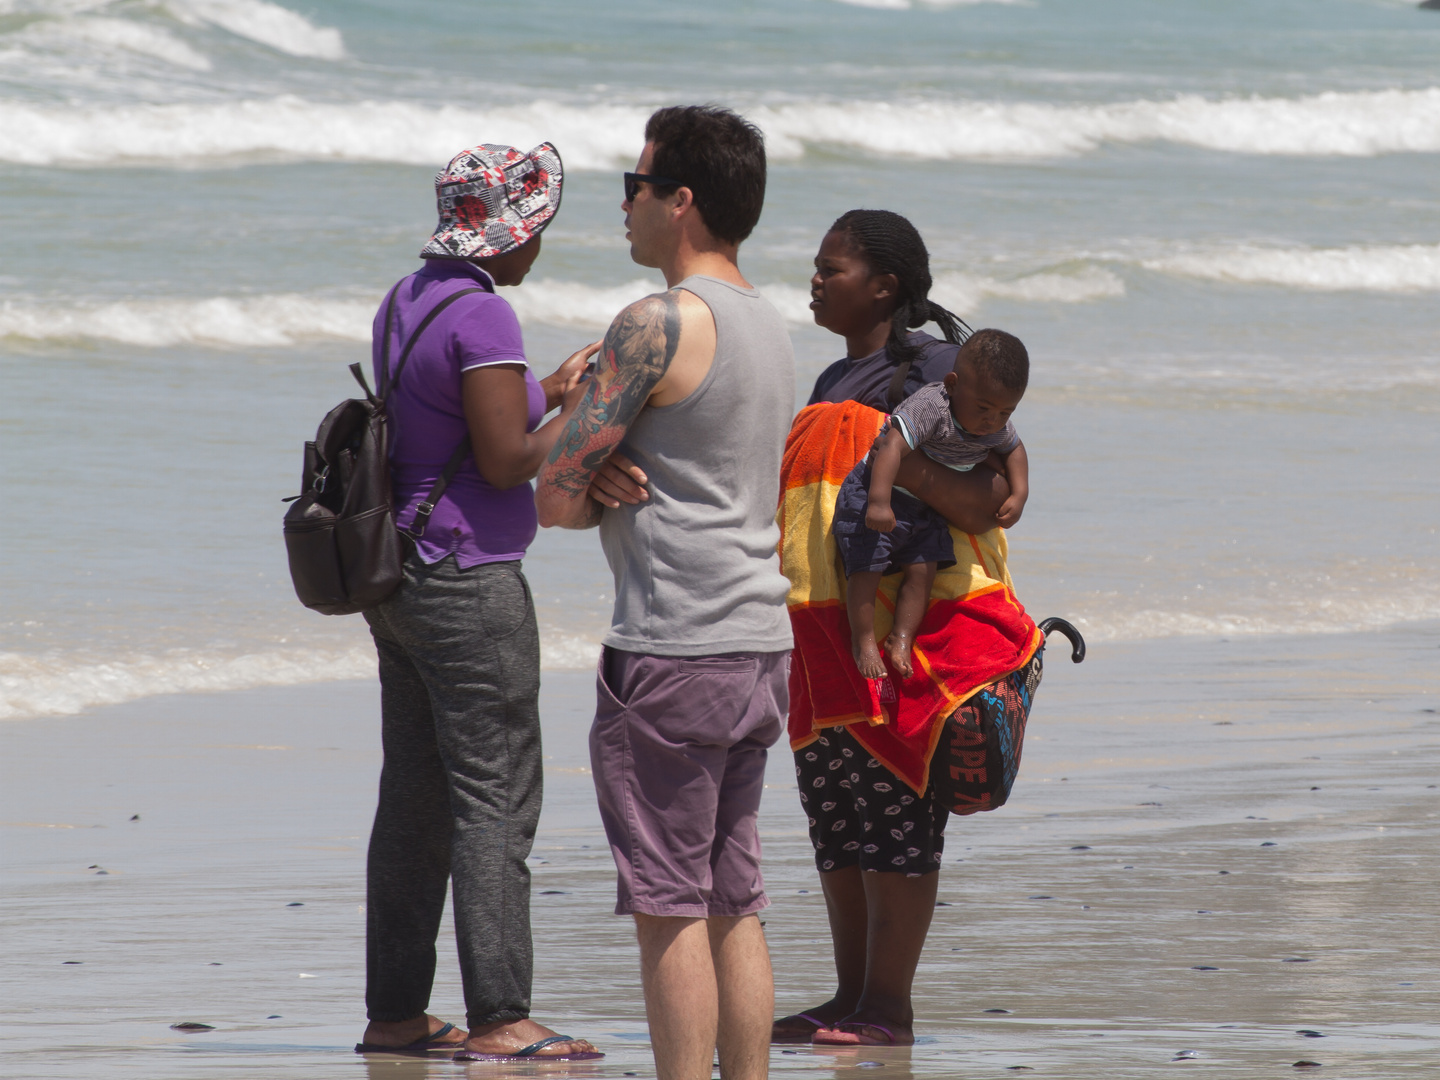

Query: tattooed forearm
[[540, 292, 680, 506]]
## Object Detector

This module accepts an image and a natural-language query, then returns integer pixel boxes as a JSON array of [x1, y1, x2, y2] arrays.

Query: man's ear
[[669, 185, 696, 221], [943, 371, 958, 390]]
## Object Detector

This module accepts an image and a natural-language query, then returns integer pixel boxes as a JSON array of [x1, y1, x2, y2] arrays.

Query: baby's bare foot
[[884, 635, 914, 679], [852, 635, 887, 680]]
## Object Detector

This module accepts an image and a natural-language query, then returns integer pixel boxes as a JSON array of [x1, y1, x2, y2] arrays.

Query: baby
[[832, 329, 1030, 680]]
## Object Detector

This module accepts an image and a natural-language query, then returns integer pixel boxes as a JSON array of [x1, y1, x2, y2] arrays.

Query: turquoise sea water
[[2, 0, 1438, 718]]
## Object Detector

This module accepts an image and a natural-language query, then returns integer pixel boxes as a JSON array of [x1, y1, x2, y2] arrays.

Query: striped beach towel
[[779, 400, 1041, 795]]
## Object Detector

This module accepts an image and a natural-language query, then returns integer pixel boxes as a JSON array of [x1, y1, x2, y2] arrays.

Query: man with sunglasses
[[537, 105, 794, 1080]]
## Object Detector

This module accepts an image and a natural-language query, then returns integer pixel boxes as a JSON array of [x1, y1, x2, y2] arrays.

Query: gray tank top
[[599, 274, 795, 656]]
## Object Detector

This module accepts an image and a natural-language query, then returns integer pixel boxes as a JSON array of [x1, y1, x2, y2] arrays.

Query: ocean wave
[[0, 645, 376, 721], [12, 239, 1440, 350], [0, 294, 375, 347], [0, 97, 648, 169], [0, 0, 343, 61], [1142, 243, 1440, 293], [6, 13, 212, 70], [752, 87, 1440, 160], [4, 87, 1438, 168], [1073, 591, 1440, 644], [6, 589, 1435, 719], [164, 0, 345, 60], [933, 267, 1127, 310], [0, 269, 1123, 347], [0, 629, 604, 720], [505, 278, 665, 330]]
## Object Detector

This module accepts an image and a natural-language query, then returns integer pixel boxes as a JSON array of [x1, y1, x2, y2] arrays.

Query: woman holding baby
[[779, 210, 1039, 1048]]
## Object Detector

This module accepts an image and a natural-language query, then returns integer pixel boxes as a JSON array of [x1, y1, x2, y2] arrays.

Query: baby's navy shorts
[[832, 460, 956, 577]]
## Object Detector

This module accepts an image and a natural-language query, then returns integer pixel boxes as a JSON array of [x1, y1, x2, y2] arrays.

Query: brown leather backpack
[[281, 285, 483, 615]]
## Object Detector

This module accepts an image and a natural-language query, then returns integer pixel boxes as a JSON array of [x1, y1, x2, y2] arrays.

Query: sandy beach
[[4, 622, 1436, 1079]]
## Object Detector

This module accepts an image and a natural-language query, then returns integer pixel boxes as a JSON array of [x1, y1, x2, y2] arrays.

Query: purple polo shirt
[[372, 259, 547, 567]]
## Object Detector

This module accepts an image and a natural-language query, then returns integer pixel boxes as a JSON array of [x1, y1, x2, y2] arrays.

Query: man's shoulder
[[604, 292, 683, 357], [610, 290, 684, 332]]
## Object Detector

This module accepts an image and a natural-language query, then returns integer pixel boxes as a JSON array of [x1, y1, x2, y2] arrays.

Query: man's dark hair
[[829, 209, 971, 371], [645, 105, 766, 245], [959, 328, 1029, 394]]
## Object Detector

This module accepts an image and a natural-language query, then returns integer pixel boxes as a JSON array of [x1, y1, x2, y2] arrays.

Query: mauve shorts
[[591, 646, 790, 918]]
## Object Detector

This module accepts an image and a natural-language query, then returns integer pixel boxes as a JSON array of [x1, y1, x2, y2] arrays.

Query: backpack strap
[[885, 358, 913, 409], [405, 439, 472, 538], [378, 286, 489, 402], [374, 281, 494, 538]]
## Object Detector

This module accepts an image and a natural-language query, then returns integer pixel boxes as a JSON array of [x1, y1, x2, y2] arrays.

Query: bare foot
[[772, 1001, 852, 1043], [883, 634, 914, 678], [852, 634, 887, 680], [359, 1013, 465, 1050], [463, 1018, 598, 1059]]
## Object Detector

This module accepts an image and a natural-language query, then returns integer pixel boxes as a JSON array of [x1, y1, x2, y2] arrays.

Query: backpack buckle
[[312, 465, 330, 494], [407, 501, 436, 537]]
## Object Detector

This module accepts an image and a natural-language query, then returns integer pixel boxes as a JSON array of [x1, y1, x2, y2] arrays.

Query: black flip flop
[[354, 1021, 464, 1055]]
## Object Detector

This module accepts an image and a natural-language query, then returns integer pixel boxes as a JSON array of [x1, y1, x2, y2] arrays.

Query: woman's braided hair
[[829, 209, 972, 376]]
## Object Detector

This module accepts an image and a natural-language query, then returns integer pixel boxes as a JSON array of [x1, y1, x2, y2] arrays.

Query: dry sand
[[3, 623, 1437, 1078]]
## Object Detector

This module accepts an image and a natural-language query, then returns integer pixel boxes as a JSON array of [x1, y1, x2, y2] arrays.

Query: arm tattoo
[[541, 292, 681, 501]]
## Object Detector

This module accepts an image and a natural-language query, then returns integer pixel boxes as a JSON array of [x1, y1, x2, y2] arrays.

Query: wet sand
[[3, 623, 1437, 1079]]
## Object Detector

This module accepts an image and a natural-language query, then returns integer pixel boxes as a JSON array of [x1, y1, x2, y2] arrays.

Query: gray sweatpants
[[362, 550, 542, 1028]]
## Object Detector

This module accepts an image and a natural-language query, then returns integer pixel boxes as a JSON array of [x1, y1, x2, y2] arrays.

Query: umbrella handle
[[1038, 617, 1086, 663]]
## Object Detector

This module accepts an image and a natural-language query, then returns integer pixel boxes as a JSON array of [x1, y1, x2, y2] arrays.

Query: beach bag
[[931, 617, 1084, 815], [281, 286, 484, 615]]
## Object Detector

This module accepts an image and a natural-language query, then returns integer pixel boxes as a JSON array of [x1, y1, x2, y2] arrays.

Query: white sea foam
[[0, 267, 1126, 348], [932, 267, 1127, 312], [0, 294, 374, 347], [6, 243, 1431, 353], [509, 270, 1122, 329], [752, 87, 1440, 160], [162, 0, 345, 60], [505, 278, 662, 330], [0, 98, 647, 169], [8, 14, 212, 70], [0, 646, 376, 721], [539, 633, 602, 673], [4, 87, 1438, 168], [0, 630, 605, 720], [1073, 589, 1440, 644], [6, 587, 1434, 719], [1142, 243, 1440, 293]]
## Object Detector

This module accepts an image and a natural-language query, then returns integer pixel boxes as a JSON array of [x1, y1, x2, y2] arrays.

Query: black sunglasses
[[623, 171, 683, 202]]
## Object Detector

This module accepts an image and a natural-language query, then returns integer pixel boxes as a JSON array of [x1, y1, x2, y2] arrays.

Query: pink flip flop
[[813, 1021, 899, 1046], [772, 1012, 829, 1042]]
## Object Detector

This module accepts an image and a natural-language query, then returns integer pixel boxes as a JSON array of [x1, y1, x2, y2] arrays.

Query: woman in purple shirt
[[354, 143, 601, 1063]]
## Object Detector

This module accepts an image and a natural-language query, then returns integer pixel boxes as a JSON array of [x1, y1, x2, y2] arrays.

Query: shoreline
[[5, 614, 1440, 724], [3, 623, 1437, 1078]]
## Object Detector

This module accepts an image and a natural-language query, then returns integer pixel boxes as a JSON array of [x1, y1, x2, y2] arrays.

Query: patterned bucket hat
[[420, 142, 563, 260]]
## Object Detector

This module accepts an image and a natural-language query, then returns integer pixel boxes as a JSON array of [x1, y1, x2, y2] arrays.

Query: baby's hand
[[865, 501, 896, 533], [996, 493, 1025, 529]]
